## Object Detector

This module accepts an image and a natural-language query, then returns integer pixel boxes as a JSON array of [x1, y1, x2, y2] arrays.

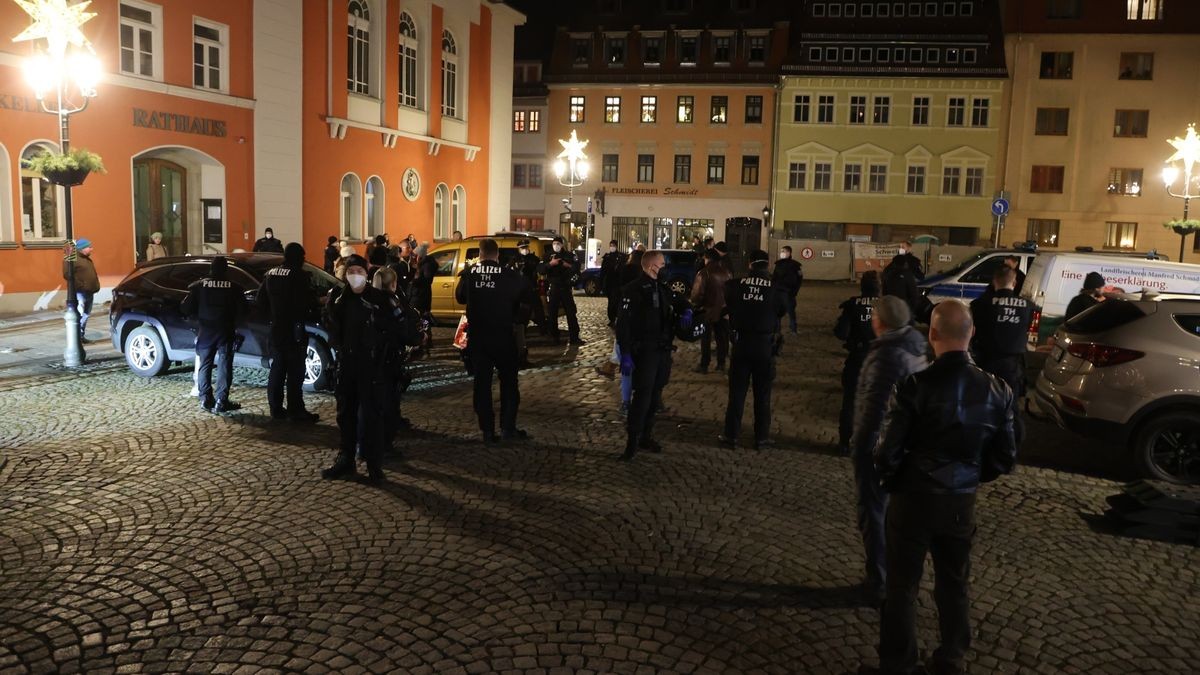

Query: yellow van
[[426, 232, 555, 320]]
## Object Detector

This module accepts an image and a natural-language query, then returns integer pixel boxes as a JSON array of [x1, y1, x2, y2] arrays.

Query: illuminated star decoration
[[557, 129, 589, 164], [11, 0, 97, 58], [1166, 124, 1200, 176]]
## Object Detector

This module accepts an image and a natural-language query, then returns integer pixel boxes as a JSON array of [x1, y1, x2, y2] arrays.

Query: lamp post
[[14, 0, 101, 367], [553, 130, 590, 250], [1162, 124, 1200, 263]]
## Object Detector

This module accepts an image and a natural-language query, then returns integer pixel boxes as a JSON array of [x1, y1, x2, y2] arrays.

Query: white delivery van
[[1020, 252, 1200, 346]]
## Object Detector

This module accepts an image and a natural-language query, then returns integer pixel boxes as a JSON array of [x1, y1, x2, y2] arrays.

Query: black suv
[[109, 253, 341, 391]]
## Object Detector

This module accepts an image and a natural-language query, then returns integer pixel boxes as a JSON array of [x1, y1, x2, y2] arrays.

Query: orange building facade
[[0, 0, 522, 313]]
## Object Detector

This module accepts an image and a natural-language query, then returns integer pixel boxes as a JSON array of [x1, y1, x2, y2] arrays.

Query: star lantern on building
[[1166, 124, 1200, 176], [556, 129, 589, 164], [11, 0, 97, 58]]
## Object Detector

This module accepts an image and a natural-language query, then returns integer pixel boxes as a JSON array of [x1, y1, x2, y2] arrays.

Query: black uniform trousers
[[699, 317, 729, 370], [722, 334, 775, 443], [470, 333, 520, 434], [530, 285, 547, 329], [784, 291, 799, 332], [195, 327, 235, 404], [880, 492, 976, 674], [853, 440, 888, 591], [605, 289, 621, 325], [335, 354, 389, 468], [838, 348, 869, 449], [267, 331, 307, 415], [546, 284, 580, 340], [627, 347, 672, 448], [978, 354, 1025, 442]]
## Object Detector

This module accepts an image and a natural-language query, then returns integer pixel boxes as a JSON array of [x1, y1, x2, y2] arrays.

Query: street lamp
[[553, 130, 590, 250], [1162, 124, 1200, 263], [13, 0, 101, 367]]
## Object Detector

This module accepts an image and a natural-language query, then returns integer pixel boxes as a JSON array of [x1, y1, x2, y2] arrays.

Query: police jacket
[[257, 263, 314, 339], [617, 272, 685, 354], [892, 252, 924, 280], [454, 259, 523, 335], [323, 285, 398, 360], [323, 245, 339, 274], [600, 251, 627, 294], [539, 249, 578, 288], [181, 276, 243, 334], [881, 261, 921, 312], [518, 252, 541, 286], [253, 237, 284, 254], [772, 257, 804, 295], [850, 326, 929, 458], [723, 268, 786, 337], [874, 351, 1018, 495], [834, 295, 877, 352], [690, 263, 731, 324], [969, 289, 1033, 361]]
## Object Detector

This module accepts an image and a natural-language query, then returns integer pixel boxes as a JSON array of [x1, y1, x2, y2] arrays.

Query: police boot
[[502, 428, 529, 442], [638, 438, 663, 453], [365, 464, 385, 484], [321, 453, 357, 480], [617, 444, 637, 462], [290, 410, 319, 423]]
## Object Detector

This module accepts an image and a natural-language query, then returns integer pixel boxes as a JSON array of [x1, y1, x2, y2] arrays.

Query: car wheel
[[303, 337, 333, 392], [1133, 410, 1200, 484], [584, 278, 601, 296], [668, 278, 688, 295], [124, 325, 169, 377]]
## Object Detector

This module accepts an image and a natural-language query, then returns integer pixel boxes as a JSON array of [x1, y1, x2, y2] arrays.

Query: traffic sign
[[800, 247, 815, 260], [991, 198, 1010, 217]]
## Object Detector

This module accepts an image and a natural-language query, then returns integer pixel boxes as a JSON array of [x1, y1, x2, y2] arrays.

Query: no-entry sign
[[800, 247, 815, 260]]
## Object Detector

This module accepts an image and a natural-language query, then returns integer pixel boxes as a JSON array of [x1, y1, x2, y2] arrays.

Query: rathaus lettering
[[133, 108, 228, 137]]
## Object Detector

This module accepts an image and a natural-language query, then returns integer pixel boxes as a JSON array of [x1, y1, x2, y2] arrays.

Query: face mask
[[519, 248, 528, 256], [347, 274, 367, 291], [266, 233, 273, 239], [553, 244, 563, 252], [780, 251, 791, 259]]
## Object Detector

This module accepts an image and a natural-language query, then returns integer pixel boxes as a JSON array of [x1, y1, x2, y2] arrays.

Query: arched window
[[365, 176, 385, 237], [451, 185, 465, 235], [340, 173, 362, 238], [441, 30, 458, 117], [434, 183, 449, 240], [399, 12, 419, 108], [347, 0, 371, 95], [0, 142, 12, 242], [20, 142, 65, 240]]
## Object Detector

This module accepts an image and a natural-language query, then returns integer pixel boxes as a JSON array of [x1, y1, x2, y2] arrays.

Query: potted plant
[[1163, 218, 1200, 262], [22, 147, 107, 187]]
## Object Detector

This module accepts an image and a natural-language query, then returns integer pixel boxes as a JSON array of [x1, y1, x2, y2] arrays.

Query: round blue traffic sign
[[991, 198, 1010, 217]]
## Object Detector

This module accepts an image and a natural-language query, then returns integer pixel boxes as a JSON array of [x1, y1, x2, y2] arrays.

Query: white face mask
[[347, 273, 368, 292], [265, 233, 273, 239], [519, 248, 528, 256], [553, 243, 563, 252]]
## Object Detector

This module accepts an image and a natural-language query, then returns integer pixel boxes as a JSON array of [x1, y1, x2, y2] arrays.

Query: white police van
[[918, 247, 1036, 304]]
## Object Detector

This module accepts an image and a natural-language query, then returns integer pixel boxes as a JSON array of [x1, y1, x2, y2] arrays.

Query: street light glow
[[69, 50, 102, 96], [552, 159, 566, 180], [1162, 166, 1179, 187], [1166, 124, 1200, 176], [22, 53, 57, 99]]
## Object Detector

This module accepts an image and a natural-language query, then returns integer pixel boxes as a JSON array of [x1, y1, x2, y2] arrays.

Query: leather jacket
[[874, 351, 1017, 495], [690, 263, 730, 323], [850, 326, 929, 458]]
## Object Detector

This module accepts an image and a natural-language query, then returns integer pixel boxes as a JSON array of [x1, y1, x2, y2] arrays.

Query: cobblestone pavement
[[1, 285, 1198, 674]]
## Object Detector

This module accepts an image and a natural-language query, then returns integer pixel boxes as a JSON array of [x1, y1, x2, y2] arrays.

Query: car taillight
[[1027, 309, 1041, 345], [1065, 343, 1144, 367]]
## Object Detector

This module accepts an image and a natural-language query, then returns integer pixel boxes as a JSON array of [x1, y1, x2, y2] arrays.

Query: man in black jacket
[[868, 301, 1018, 675], [834, 271, 880, 453], [1064, 271, 1105, 321], [599, 239, 626, 326], [516, 240, 546, 331], [252, 227, 284, 253], [180, 256, 244, 413], [258, 242, 319, 423], [539, 236, 584, 345], [323, 236, 339, 274], [771, 246, 804, 334], [616, 250, 690, 461]]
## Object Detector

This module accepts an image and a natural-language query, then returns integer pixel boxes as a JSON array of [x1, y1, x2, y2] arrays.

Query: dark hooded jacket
[[849, 325, 929, 457]]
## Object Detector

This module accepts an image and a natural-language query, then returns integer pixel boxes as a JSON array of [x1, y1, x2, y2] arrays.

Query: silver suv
[[1032, 297, 1200, 483]]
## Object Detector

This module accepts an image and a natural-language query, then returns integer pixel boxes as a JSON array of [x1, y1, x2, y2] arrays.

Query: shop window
[[441, 30, 459, 117], [20, 143, 66, 240], [1040, 51, 1073, 79], [0, 143, 10, 241], [674, 155, 691, 183], [192, 20, 226, 92], [1035, 108, 1069, 135], [569, 96, 586, 123], [1030, 165, 1065, 193], [452, 186, 465, 235], [1027, 219, 1060, 247], [347, 0, 371, 95], [707, 155, 725, 184], [339, 173, 362, 239], [365, 176, 385, 237], [399, 12, 420, 108], [784, 221, 843, 241], [1107, 168, 1143, 196], [1105, 221, 1137, 250], [119, 1, 161, 80], [1118, 52, 1153, 80], [741, 155, 759, 185], [1114, 109, 1149, 137], [745, 95, 763, 124], [434, 183, 449, 240], [612, 216, 650, 252]]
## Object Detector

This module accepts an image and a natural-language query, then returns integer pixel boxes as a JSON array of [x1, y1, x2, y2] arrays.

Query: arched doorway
[[133, 158, 187, 260]]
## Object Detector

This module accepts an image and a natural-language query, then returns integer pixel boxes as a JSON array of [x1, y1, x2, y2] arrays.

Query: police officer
[[599, 239, 626, 326], [180, 256, 244, 413], [719, 250, 786, 450], [258, 242, 319, 423], [321, 255, 400, 483], [771, 246, 804, 334], [539, 235, 585, 345], [252, 227, 284, 253], [970, 265, 1034, 437], [456, 238, 528, 443], [516, 239, 546, 331], [616, 250, 690, 461], [834, 271, 881, 453]]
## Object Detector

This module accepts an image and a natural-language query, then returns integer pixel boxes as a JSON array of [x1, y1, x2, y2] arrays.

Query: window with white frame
[[868, 164, 888, 193], [849, 95, 867, 124], [347, 0, 371, 95], [529, 110, 540, 132], [788, 161, 807, 190], [942, 166, 962, 195], [1105, 221, 1137, 249], [434, 183, 449, 239], [873, 96, 890, 124], [1127, 0, 1164, 20], [340, 173, 362, 239], [813, 162, 833, 191], [843, 163, 863, 192], [912, 96, 930, 125], [817, 95, 835, 123], [0, 143, 10, 242], [20, 143, 65, 240], [192, 20, 225, 92], [441, 30, 459, 118], [513, 110, 526, 132], [794, 94, 810, 123], [971, 98, 989, 127], [399, 12, 419, 108], [964, 166, 985, 196], [906, 164, 926, 194], [365, 176, 385, 237], [119, 1, 160, 79], [947, 97, 966, 126], [1107, 168, 1143, 196], [451, 186, 465, 234]]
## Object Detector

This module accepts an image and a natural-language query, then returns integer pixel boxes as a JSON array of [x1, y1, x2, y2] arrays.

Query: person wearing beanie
[[1065, 271, 1106, 321], [253, 227, 284, 253], [258, 242, 320, 423], [323, 235, 339, 274], [834, 270, 882, 454], [180, 256, 244, 413], [146, 232, 169, 261], [63, 237, 100, 342], [718, 249, 787, 451], [334, 244, 356, 280]]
